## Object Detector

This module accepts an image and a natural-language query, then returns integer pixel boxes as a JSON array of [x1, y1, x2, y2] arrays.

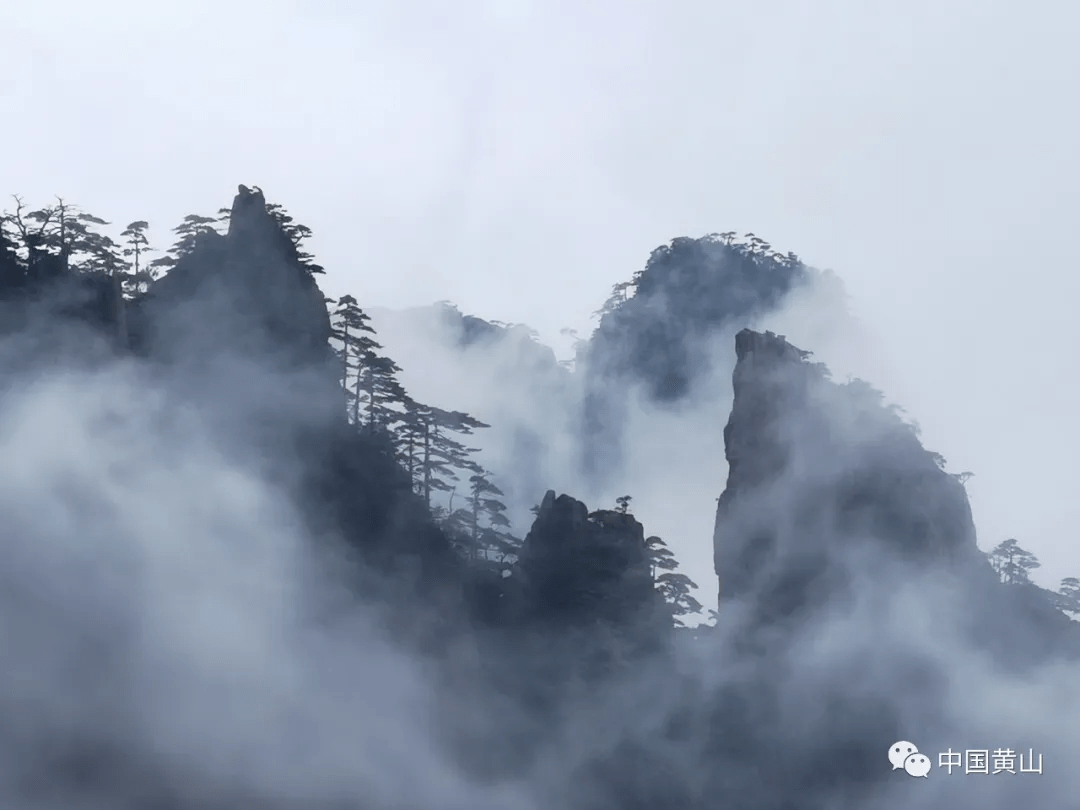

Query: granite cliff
[[681, 329, 1080, 809], [713, 328, 1079, 656]]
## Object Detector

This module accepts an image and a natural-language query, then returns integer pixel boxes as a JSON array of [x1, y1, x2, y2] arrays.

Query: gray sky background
[[3, 0, 1078, 588]]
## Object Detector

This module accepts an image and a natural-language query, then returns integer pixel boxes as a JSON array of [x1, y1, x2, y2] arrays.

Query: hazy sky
[[3, 0, 1079, 586]]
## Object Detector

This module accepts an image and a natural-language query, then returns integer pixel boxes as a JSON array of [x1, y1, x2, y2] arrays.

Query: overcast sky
[[3, 0, 1079, 587]]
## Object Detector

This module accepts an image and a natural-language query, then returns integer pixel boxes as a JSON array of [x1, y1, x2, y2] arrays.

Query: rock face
[[698, 329, 1080, 809], [127, 187, 456, 598], [514, 490, 670, 643], [132, 185, 333, 371], [579, 235, 809, 484], [712, 328, 1080, 662], [127, 186, 347, 483], [714, 328, 983, 616], [585, 238, 807, 404]]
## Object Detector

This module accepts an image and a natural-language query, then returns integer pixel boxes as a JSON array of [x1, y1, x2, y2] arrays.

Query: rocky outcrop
[[132, 185, 333, 370], [695, 329, 1080, 809], [125, 187, 458, 602], [0, 230, 125, 355], [713, 329, 983, 612], [585, 238, 807, 403], [511, 491, 671, 650], [713, 328, 1080, 658], [579, 235, 810, 483]]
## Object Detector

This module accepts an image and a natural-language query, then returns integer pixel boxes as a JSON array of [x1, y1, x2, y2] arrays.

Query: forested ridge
[[0, 184, 1076, 809]]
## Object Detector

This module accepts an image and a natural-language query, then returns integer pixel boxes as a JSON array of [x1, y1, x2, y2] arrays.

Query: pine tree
[[328, 294, 408, 433], [120, 220, 156, 295], [406, 404, 489, 511], [987, 538, 1041, 585], [646, 534, 703, 627], [645, 534, 677, 579], [35, 198, 76, 273], [149, 213, 221, 274], [266, 202, 324, 275], [71, 222, 127, 344], [397, 398, 427, 492], [656, 572, 703, 627], [1058, 577, 1080, 617], [443, 471, 519, 563], [593, 280, 633, 319], [330, 294, 380, 423], [6, 199, 128, 341], [4, 197, 57, 281], [423, 410, 483, 513], [0, 212, 22, 292], [358, 353, 408, 432], [8, 198, 118, 276]]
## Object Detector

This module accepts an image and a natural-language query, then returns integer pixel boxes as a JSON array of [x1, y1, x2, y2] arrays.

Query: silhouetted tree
[[988, 538, 1041, 585], [645, 534, 676, 578], [657, 572, 703, 627], [401, 403, 489, 511], [150, 213, 221, 273], [1058, 577, 1080, 617], [331, 294, 381, 424], [396, 398, 427, 490], [469, 472, 517, 561], [120, 220, 155, 295], [443, 470, 519, 565], [266, 202, 324, 275], [593, 280, 633, 319], [646, 534, 703, 627], [0, 216, 22, 293], [358, 353, 408, 432], [3, 198, 128, 340], [329, 294, 408, 432], [4, 197, 121, 279], [3, 196, 62, 282], [71, 221, 127, 343]]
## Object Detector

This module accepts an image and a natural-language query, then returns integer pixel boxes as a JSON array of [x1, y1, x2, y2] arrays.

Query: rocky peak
[[226, 185, 296, 263], [579, 234, 811, 486], [515, 490, 666, 632], [136, 185, 332, 369], [714, 328, 982, 618], [733, 328, 809, 364]]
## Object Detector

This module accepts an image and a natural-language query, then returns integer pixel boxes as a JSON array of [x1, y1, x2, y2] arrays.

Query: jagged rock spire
[[714, 328, 980, 614]]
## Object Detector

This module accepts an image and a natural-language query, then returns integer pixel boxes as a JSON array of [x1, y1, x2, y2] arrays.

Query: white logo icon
[[904, 752, 931, 777], [889, 741, 919, 770]]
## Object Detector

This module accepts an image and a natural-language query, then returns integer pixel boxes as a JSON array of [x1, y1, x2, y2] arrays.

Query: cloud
[[0, 269, 1076, 809], [0, 348, 538, 809]]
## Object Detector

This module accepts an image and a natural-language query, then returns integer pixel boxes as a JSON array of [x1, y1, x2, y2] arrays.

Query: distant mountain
[[577, 233, 815, 483], [4, 187, 1076, 809]]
